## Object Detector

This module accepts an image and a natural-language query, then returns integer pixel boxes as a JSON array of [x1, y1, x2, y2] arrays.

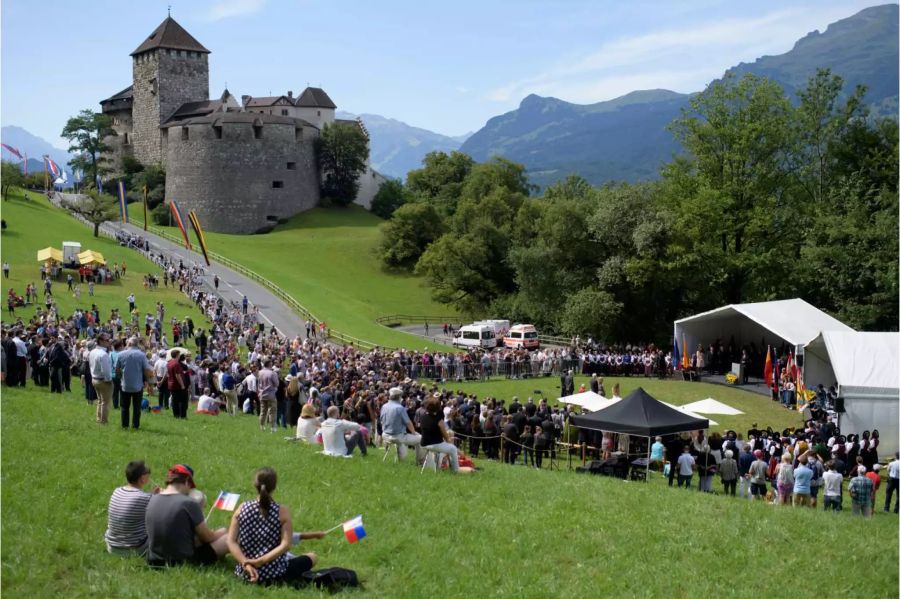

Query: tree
[[315, 122, 369, 206], [61, 109, 113, 188], [61, 191, 118, 237], [405, 151, 474, 217], [377, 202, 445, 269], [1, 161, 24, 200], [558, 287, 622, 339], [370, 179, 410, 219]]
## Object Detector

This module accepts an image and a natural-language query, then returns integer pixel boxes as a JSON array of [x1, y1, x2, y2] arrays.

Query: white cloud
[[205, 0, 267, 21], [485, 4, 873, 105]]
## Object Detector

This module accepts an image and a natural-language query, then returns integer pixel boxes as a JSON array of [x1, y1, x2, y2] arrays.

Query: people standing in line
[[677, 446, 695, 488], [822, 460, 843, 512], [849, 466, 874, 518], [718, 449, 738, 496], [89, 333, 114, 425], [167, 350, 192, 419], [748, 450, 768, 501], [257, 360, 279, 433]]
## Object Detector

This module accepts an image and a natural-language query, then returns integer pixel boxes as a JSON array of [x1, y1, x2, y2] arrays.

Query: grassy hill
[[0, 190, 209, 329], [138, 206, 455, 349], [2, 381, 897, 597]]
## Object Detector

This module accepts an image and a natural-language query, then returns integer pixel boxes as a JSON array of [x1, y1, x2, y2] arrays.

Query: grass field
[[2, 382, 897, 598], [1, 190, 210, 331], [132, 207, 454, 349]]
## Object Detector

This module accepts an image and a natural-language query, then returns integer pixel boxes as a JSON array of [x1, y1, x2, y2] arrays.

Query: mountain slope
[[461, 4, 899, 187], [337, 111, 462, 179]]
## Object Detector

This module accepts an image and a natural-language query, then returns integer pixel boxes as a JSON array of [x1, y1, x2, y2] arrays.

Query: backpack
[[300, 567, 360, 590]]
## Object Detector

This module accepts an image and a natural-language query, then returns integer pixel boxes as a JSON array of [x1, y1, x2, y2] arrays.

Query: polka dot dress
[[234, 500, 288, 582]]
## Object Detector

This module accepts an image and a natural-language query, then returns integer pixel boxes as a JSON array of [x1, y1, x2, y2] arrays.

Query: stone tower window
[[150, 78, 157, 96], [295, 128, 303, 141], [272, 181, 284, 189], [181, 127, 189, 141], [317, 110, 321, 117], [253, 125, 263, 139], [286, 162, 296, 170], [213, 125, 223, 139], [124, 133, 129, 145]]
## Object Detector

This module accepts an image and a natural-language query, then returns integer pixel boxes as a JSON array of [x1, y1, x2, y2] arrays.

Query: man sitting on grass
[[105, 460, 160, 556], [145, 464, 230, 567], [320, 406, 367, 457], [197, 387, 222, 415]]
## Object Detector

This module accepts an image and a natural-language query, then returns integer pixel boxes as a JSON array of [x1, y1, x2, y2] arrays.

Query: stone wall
[[165, 119, 320, 234], [132, 49, 209, 165]]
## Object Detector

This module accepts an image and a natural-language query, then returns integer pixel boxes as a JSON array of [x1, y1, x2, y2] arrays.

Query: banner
[[1, 143, 23, 160], [142, 185, 149, 231], [187, 210, 211, 266], [168, 199, 193, 249], [117, 181, 129, 223]]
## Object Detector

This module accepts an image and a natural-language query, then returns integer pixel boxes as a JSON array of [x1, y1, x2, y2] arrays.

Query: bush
[[150, 202, 170, 226]]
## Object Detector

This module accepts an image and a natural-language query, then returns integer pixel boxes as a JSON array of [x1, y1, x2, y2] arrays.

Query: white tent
[[557, 390, 619, 412], [662, 402, 718, 427], [681, 398, 744, 416], [804, 331, 899, 456]]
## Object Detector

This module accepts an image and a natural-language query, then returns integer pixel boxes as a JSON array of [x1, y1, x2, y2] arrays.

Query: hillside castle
[[99, 17, 384, 233]]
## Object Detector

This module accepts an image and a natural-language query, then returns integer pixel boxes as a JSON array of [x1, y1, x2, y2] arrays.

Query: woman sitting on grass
[[227, 467, 325, 586]]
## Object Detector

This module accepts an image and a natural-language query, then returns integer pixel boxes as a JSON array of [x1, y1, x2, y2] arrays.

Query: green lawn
[[1, 190, 209, 329], [2, 382, 897, 598], [439, 376, 805, 436], [132, 207, 454, 349]]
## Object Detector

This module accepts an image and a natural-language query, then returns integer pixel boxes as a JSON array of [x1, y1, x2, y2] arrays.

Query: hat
[[300, 404, 316, 418], [168, 464, 196, 488]]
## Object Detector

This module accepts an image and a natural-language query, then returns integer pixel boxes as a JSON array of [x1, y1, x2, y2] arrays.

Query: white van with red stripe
[[503, 324, 539, 349]]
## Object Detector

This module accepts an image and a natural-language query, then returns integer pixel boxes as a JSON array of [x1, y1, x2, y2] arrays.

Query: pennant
[[680, 334, 689, 370], [672, 336, 680, 371], [188, 210, 211, 266], [117, 181, 129, 223], [168, 199, 193, 250], [763, 346, 773, 389], [1, 143, 23, 160], [342, 515, 366, 544], [212, 491, 240, 511]]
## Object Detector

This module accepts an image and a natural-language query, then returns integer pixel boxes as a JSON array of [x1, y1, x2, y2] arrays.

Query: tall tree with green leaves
[[315, 122, 369, 206], [1, 161, 24, 200], [405, 151, 474, 217], [61, 191, 118, 237], [61, 109, 113, 189]]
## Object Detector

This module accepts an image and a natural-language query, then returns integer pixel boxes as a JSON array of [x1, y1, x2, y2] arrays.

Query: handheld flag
[[1, 143, 23, 160], [187, 210, 211, 266], [342, 515, 366, 544], [205, 491, 240, 522], [168, 199, 193, 249], [763, 346, 773, 389], [117, 181, 129, 223]]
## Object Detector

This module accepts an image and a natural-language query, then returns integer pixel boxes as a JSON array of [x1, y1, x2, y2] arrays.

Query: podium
[[732, 362, 743, 383]]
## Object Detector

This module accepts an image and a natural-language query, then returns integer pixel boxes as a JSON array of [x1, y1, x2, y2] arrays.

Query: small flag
[[1, 143, 23, 160], [342, 515, 366, 544], [212, 491, 240, 511], [44, 156, 61, 177]]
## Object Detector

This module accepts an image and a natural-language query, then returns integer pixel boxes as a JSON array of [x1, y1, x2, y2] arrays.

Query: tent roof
[[557, 390, 618, 412], [77, 250, 106, 266], [680, 398, 744, 416], [807, 331, 899, 394], [569, 387, 709, 437], [37, 247, 63, 262], [675, 298, 853, 346]]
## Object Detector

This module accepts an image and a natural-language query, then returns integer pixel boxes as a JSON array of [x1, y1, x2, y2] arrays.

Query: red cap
[[168, 464, 196, 488]]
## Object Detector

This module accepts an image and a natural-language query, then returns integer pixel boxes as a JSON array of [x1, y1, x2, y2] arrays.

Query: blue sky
[[1, 0, 887, 148]]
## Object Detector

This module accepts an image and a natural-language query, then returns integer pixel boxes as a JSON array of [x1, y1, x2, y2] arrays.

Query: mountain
[[461, 4, 899, 188], [337, 111, 462, 179], [0, 125, 73, 180]]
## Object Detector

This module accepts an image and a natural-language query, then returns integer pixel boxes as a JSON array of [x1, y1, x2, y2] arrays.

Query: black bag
[[301, 567, 360, 590]]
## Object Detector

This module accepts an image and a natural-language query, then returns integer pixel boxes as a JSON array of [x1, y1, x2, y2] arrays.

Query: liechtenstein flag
[[342, 515, 366, 544]]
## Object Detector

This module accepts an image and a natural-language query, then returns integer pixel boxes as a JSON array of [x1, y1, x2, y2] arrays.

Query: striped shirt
[[105, 486, 151, 549]]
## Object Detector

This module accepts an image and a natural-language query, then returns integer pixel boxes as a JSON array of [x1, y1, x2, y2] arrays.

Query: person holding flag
[[227, 467, 325, 585]]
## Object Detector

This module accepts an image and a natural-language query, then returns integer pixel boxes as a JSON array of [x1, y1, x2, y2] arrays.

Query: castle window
[[286, 162, 296, 170], [253, 125, 263, 139], [281, 109, 288, 116], [181, 127, 189, 141], [213, 125, 222, 139], [124, 133, 130, 145], [272, 181, 284, 189], [295, 128, 303, 141], [317, 110, 321, 117]]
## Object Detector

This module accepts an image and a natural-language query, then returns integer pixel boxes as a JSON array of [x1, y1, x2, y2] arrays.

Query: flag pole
[[323, 522, 343, 535], [43, 156, 48, 192]]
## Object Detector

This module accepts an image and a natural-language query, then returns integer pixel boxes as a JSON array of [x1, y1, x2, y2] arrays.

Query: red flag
[[763, 346, 773, 389], [786, 352, 794, 381]]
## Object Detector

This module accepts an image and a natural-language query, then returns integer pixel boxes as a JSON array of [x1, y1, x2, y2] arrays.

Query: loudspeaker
[[835, 396, 845, 413]]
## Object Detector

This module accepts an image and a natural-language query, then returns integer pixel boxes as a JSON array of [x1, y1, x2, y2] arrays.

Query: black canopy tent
[[569, 387, 709, 478]]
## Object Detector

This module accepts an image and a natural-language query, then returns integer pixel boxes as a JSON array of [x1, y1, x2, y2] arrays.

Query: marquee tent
[[36, 247, 63, 263], [680, 398, 744, 416], [570, 387, 709, 437], [558, 390, 618, 412], [674, 298, 853, 362], [77, 250, 106, 266], [804, 331, 899, 455]]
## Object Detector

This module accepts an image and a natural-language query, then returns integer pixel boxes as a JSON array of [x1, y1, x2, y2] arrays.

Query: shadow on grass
[[268, 206, 381, 233]]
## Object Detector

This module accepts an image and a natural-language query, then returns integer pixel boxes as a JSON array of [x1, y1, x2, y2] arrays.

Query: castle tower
[[130, 17, 210, 165]]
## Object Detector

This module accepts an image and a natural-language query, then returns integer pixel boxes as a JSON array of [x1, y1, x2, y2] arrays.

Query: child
[[521, 425, 534, 467]]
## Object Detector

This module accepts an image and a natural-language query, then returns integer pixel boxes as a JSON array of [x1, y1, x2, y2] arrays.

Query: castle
[[99, 16, 384, 234]]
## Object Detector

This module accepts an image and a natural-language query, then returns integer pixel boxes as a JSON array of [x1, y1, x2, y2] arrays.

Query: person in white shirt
[[295, 404, 320, 443], [242, 370, 258, 414], [885, 451, 900, 513], [197, 388, 221, 414], [153, 351, 169, 410], [319, 406, 367, 457], [89, 333, 114, 424], [822, 460, 844, 512]]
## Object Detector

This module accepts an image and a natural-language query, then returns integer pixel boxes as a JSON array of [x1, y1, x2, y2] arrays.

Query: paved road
[[54, 193, 306, 338]]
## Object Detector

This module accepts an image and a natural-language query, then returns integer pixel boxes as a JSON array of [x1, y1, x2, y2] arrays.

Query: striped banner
[[187, 210, 211, 266], [117, 181, 129, 223], [168, 199, 193, 250], [142, 185, 149, 231]]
